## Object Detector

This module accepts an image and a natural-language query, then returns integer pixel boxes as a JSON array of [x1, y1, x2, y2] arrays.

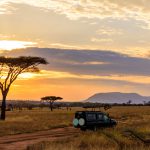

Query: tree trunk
[[1, 94, 6, 120], [49, 102, 53, 111], [50, 107, 53, 111]]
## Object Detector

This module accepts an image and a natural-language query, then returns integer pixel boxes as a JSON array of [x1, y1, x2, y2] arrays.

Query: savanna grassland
[[0, 108, 73, 136], [0, 106, 150, 150]]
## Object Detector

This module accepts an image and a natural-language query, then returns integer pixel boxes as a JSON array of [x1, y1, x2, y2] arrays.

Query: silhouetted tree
[[41, 96, 63, 111], [0, 56, 48, 120], [104, 104, 112, 111], [127, 100, 132, 105]]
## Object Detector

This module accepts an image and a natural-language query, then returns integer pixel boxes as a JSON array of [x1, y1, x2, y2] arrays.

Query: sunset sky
[[1, 0, 150, 101]]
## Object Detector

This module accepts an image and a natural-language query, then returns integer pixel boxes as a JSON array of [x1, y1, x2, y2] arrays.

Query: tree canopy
[[41, 96, 63, 101], [41, 96, 63, 111], [0, 56, 48, 93]]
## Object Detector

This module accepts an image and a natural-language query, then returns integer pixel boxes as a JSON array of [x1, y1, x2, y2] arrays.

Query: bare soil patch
[[0, 127, 79, 150]]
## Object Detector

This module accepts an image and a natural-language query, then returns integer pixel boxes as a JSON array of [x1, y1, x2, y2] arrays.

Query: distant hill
[[85, 92, 150, 104]]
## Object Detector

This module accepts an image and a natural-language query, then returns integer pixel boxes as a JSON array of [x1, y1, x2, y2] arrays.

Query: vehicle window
[[86, 114, 96, 121], [97, 114, 103, 120], [103, 115, 109, 121]]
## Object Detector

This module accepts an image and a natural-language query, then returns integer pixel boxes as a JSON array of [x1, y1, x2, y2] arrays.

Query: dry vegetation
[[0, 106, 150, 150], [0, 108, 73, 136]]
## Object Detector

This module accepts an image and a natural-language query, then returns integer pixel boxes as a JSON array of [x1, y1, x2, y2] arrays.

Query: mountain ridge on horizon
[[84, 92, 150, 104]]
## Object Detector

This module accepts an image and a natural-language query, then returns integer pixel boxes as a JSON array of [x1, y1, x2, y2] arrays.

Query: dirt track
[[0, 127, 79, 150]]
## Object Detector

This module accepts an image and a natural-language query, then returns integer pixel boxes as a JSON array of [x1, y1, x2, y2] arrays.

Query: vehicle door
[[97, 113, 105, 127], [102, 114, 111, 127]]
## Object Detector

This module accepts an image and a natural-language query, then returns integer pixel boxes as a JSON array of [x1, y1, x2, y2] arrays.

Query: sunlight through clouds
[[17, 69, 150, 85], [0, 40, 36, 50]]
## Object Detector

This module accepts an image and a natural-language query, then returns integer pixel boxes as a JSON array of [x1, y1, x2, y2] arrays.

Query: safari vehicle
[[73, 111, 117, 131]]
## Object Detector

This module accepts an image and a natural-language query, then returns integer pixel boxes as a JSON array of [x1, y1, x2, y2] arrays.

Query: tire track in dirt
[[123, 130, 150, 145], [0, 127, 80, 150]]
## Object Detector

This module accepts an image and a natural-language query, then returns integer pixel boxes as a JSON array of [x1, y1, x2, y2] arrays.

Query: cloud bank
[[1, 47, 150, 77], [1, 0, 150, 27]]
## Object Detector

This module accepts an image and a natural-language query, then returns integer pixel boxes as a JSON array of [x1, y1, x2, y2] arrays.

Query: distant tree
[[41, 96, 63, 111], [0, 56, 48, 120], [7, 104, 13, 111], [104, 104, 112, 111], [39, 103, 46, 109], [127, 100, 132, 105]]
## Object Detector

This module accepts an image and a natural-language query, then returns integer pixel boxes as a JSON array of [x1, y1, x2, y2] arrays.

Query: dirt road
[[0, 127, 79, 150]]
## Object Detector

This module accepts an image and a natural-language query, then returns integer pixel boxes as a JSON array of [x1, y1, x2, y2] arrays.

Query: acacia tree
[[0, 56, 48, 120], [41, 96, 63, 111]]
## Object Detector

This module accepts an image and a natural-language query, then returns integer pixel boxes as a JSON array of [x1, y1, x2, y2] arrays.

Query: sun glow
[[0, 40, 36, 50], [19, 73, 36, 79]]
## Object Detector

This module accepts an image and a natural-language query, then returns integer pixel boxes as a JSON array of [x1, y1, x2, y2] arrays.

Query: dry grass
[[0, 106, 149, 150], [28, 130, 149, 150], [27, 106, 150, 150], [0, 108, 73, 136]]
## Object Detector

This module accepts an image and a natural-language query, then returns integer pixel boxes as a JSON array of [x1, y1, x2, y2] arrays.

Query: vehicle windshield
[[103, 115, 109, 121]]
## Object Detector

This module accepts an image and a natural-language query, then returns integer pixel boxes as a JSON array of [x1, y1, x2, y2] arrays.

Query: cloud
[[0, 40, 36, 50], [1, 0, 150, 29], [91, 38, 113, 43], [0, 34, 15, 39], [49, 43, 83, 49], [16, 69, 150, 85], [0, 1, 17, 14], [96, 27, 123, 36], [1, 47, 150, 78], [1, 2, 150, 57]]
